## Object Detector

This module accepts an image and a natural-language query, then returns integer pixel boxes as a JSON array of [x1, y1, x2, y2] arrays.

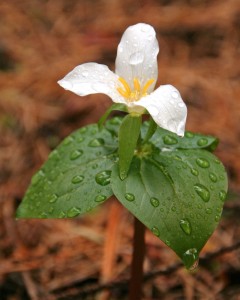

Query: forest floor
[[0, 0, 240, 299]]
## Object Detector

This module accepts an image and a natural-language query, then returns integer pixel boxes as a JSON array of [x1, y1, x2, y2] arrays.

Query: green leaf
[[17, 123, 119, 219], [142, 121, 219, 151], [98, 103, 127, 130], [111, 148, 228, 269], [118, 114, 141, 180], [142, 117, 157, 144]]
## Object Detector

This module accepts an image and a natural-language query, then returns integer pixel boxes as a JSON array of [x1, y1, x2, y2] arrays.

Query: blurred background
[[0, 0, 240, 299]]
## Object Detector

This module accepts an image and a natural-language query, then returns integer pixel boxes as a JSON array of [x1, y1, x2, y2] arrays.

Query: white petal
[[115, 23, 159, 92], [138, 85, 187, 136], [58, 63, 126, 104]]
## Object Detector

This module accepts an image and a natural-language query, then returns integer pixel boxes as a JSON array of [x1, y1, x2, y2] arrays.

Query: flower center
[[117, 77, 155, 102]]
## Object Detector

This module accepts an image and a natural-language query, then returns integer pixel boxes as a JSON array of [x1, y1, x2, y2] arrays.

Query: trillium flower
[[58, 23, 187, 136]]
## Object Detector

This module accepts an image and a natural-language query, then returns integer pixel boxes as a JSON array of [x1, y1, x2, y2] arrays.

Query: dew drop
[[209, 172, 217, 183], [39, 212, 48, 218], [206, 208, 212, 214], [196, 158, 210, 168], [80, 127, 87, 133], [95, 195, 107, 202], [185, 132, 194, 138], [150, 197, 160, 207], [88, 138, 105, 147], [76, 136, 84, 143], [129, 52, 144, 65], [165, 240, 171, 246], [180, 219, 191, 235], [70, 149, 83, 160], [171, 206, 177, 212], [151, 226, 160, 237], [95, 170, 111, 186], [63, 136, 74, 145], [48, 150, 60, 161], [31, 170, 45, 186], [71, 175, 84, 184], [183, 248, 198, 270], [82, 70, 89, 77], [215, 215, 220, 222], [197, 138, 208, 146], [163, 135, 178, 145], [49, 194, 58, 203], [48, 207, 54, 214], [67, 207, 81, 218], [191, 168, 199, 176], [219, 190, 227, 202], [125, 193, 135, 202], [59, 211, 66, 218], [171, 91, 179, 99], [194, 183, 210, 202]]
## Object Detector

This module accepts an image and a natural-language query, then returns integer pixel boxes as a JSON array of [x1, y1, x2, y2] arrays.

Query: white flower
[[58, 23, 187, 136]]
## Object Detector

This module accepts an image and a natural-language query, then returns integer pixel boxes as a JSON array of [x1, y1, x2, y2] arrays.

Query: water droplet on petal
[[171, 91, 179, 99], [194, 183, 210, 202], [125, 193, 135, 202], [196, 158, 210, 168], [209, 173, 218, 183], [67, 207, 81, 218], [219, 190, 227, 202], [197, 138, 208, 146], [95, 195, 107, 202], [70, 149, 83, 160], [151, 226, 160, 237], [71, 175, 84, 184], [82, 70, 88, 77], [191, 168, 199, 176], [95, 170, 111, 186], [88, 138, 105, 147], [163, 135, 178, 145], [150, 197, 160, 207], [148, 105, 159, 116], [49, 194, 58, 203], [180, 219, 192, 235], [129, 52, 144, 65]]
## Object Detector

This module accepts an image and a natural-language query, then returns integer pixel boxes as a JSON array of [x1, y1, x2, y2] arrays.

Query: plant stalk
[[129, 217, 146, 300]]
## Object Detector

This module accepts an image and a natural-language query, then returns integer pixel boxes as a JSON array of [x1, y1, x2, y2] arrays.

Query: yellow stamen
[[142, 79, 155, 95], [133, 78, 141, 93], [117, 87, 129, 98], [118, 77, 131, 95], [117, 77, 155, 102]]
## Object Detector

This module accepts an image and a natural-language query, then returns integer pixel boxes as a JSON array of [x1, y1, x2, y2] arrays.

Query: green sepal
[[98, 103, 127, 130], [118, 114, 141, 180]]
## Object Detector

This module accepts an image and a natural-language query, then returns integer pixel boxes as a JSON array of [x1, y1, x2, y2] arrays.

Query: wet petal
[[115, 23, 159, 92], [138, 85, 187, 136], [58, 63, 126, 103]]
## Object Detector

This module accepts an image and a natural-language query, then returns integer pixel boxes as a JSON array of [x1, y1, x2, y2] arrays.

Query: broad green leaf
[[111, 148, 228, 269], [142, 121, 219, 151], [98, 103, 127, 130], [17, 123, 119, 218], [118, 114, 141, 180]]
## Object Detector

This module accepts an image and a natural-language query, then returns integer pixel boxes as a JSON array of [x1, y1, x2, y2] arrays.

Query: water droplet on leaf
[[63, 136, 74, 145], [125, 193, 135, 202], [180, 219, 192, 235], [88, 138, 105, 147], [185, 132, 194, 138], [163, 135, 178, 145], [31, 170, 45, 186], [191, 168, 199, 176], [70, 149, 83, 160], [151, 226, 160, 237], [197, 138, 208, 146], [95, 170, 111, 186], [71, 175, 84, 184], [209, 173, 217, 182], [49, 194, 58, 203], [95, 195, 107, 202], [150, 197, 160, 207], [67, 207, 81, 218], [219, 190, 227, 202], [59, 211, 66, 218], [183, 248, 198, 270], [206, 208, 212, 214], [194, 183, 210, 202], [196, 158, 210, 168]]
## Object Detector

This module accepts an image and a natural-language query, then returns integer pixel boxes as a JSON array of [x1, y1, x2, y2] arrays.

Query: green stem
[[129, 217, 146, 300]]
